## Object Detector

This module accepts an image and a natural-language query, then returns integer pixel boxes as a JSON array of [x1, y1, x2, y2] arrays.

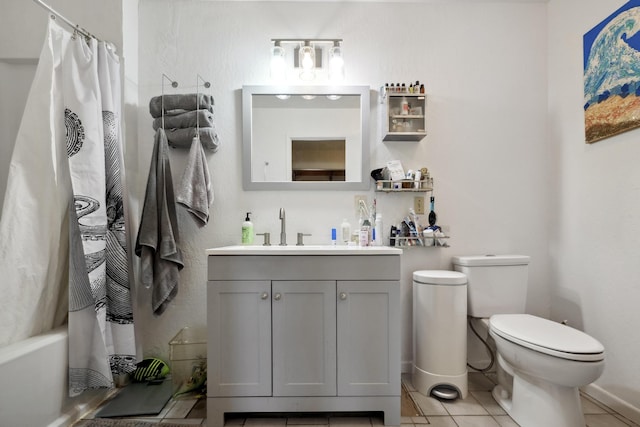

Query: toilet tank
[[451, 255, 530, 318]]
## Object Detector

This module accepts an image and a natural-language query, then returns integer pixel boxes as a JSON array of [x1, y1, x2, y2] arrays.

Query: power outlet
[[414, 196, 425, 214], [354, 195, 368, 218]]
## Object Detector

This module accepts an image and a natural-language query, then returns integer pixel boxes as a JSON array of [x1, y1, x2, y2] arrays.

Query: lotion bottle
[[242, 212, 254, 244], [340, 218, 351, 244]]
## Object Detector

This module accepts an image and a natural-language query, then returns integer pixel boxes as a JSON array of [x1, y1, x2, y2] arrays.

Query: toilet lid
[[490, 314, 605, 362]]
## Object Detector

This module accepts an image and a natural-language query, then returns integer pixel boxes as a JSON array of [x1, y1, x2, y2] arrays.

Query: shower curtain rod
[[32, 0, 97, 41]]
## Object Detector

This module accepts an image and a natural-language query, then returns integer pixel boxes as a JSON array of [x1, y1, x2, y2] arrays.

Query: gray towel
[[177, 136, 213, 226], [165, 127, 220, 151], [135, 128, 184, 315], [149, 93, 215, 118], [152, 109, 215, 131]]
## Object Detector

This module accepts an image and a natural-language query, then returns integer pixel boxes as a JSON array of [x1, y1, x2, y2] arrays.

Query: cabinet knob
[[261, 292, 269, 300], [274, 293, 282, 301], [339, 292, 347, 300]]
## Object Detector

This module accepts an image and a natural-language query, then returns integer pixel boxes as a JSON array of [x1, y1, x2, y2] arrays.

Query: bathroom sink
[[206, 245, 402, 256]]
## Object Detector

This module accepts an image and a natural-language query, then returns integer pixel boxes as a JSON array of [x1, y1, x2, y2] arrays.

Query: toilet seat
[[490, 314, 605, 362]]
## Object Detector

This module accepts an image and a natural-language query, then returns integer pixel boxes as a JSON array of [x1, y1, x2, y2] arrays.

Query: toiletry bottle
[[374, 214, 383, 246], [359, 219, 371, 247], [340, 219, 351, 244], [331, 228, 337, 245], [242, 212, 254, 244]]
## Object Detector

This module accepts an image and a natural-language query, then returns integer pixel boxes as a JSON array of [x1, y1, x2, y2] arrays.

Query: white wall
[[137, 0, 550, 373], [548, 0, 640, 419]]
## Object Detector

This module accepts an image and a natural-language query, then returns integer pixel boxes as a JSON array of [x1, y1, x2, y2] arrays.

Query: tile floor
[[75, 372, 640, 427]]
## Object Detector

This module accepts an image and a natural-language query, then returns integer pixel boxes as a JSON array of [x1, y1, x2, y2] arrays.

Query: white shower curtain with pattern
[[0, 19, 136, 396]]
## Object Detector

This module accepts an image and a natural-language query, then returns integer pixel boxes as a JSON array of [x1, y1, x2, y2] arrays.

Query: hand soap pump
[[242, 212, 254, 245]]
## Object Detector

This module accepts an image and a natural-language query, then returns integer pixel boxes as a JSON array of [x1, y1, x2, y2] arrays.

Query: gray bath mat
[[94, 380, 173, 418]]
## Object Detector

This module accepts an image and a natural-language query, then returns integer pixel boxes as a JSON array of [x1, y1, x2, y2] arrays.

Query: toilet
[[452, 255, 605, 427]]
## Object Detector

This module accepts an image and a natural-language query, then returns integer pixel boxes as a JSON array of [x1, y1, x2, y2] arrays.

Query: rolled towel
[[177, 136, 213, 226], [165, 127, 220, 151], [152, 109, 214, 130], [149, 93, 215, 118]]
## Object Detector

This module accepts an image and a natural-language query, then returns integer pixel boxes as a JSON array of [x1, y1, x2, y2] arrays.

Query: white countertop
[[206, 245, 403, 256]]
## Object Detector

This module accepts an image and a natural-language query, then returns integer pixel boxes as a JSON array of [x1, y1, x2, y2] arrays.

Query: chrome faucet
[[279, 208, 286, 245]]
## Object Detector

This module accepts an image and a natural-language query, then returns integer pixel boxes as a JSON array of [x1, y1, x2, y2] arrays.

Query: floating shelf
[[392, 236, 449, 248], [375, 179, 432, 192]]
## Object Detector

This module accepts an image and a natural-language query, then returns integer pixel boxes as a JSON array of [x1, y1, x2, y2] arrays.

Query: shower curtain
[[0, 19, 136, 396]]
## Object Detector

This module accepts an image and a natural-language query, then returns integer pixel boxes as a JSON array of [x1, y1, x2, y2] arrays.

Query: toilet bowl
[[451, 255, 606, 427], [489, 314, 605, 427]]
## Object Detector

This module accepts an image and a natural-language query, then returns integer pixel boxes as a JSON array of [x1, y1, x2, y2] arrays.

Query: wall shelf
[[392, 235, 449, 248], [375, 179, 432, 192], [381, 92, 427, 142]]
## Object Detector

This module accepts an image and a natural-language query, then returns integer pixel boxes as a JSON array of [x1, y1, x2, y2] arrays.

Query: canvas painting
[[584, 1, 640, 143]]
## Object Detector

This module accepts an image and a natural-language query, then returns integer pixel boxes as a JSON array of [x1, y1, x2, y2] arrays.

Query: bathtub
[[0, 326, 111, 427]]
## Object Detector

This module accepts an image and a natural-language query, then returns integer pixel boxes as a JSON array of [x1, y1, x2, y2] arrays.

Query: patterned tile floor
[[75, 372, 640, 427]]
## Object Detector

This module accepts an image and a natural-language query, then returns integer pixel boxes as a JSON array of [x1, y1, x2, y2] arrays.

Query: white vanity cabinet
[[206, 247, 401, 426]]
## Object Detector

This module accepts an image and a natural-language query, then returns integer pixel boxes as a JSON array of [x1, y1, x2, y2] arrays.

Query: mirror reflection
[[242, 86, 370, 190]]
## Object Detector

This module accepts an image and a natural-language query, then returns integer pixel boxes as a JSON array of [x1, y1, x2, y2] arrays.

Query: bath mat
[[94, 380, 173, 418], [81, 420, 198, 427]]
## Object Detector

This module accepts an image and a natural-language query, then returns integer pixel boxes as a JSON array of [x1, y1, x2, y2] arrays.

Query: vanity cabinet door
[[337, 281, 400, 396], [272, 280, 337, 396], [207, 280, 272, 397]]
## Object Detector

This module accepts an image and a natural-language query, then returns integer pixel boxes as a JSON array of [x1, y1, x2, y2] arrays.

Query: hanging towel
[[149, 93, 215, 118], [135, 128, 184, 315], [177, 136, 214, 226], [165, 127, 220, 151], [152, 109, 215, 131]]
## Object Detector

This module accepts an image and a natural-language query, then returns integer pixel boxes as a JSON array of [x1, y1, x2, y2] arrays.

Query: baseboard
[[582, 383, 640, 425]]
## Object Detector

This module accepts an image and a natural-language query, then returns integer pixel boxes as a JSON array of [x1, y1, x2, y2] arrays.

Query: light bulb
[[270, 43, 286, 81], [300, 46, 314, 70], [298, 43, 316, 80], [329, 43, 344, 82]]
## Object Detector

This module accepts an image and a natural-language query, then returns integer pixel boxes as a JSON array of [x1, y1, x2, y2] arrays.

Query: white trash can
[[412, 270, 468, 400]]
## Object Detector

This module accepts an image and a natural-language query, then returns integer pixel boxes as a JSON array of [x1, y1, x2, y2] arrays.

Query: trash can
[[412, 270, 468, 400]]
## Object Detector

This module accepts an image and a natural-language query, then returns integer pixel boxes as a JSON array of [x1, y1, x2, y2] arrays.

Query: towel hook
[[161, 73, 179, 130], [196, 74, 211, 135]]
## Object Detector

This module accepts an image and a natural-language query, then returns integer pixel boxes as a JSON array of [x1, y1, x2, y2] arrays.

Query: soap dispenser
[[242, 212, 254, 244]]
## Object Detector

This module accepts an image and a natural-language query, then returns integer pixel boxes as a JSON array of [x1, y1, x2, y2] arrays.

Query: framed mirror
[[242, 85, 370, 190]]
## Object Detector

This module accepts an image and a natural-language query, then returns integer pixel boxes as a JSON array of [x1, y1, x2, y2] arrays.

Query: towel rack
[[154, 73, 219, 151], [195, 74, 211, 134], [161, 73, 179, 130]]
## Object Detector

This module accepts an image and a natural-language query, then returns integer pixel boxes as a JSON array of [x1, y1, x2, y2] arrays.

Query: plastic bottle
[[374, 214, 383, 246], [401, 98, 409, 115], [340, 219, 351, 244], [359, 219, 371, 247], [242, 212, 254, 244]]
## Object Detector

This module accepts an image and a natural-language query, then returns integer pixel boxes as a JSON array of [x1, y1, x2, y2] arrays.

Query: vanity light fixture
[[269, 38, 344, 82]]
